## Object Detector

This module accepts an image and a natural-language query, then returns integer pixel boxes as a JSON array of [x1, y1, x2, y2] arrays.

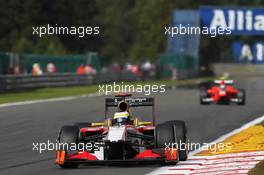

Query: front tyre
[[155, 123, 178, 165], [237, 89, 246, 105], [166, 120, 188, 161], [58, 125, 80, 169], [200, 89, 209, 105]]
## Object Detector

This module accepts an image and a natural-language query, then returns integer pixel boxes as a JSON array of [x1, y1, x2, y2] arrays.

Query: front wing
[[56, 148, 178, 166], [201, 96, 242, 104]]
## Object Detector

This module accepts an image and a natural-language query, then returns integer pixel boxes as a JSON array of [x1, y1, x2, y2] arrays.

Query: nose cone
[[105, 126, 126, 142]]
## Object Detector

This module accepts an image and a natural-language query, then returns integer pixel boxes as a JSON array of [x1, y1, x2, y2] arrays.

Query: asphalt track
[[1, 89, 264, 175]]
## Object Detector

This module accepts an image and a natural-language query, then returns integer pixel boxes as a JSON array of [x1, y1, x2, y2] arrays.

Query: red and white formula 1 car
[[56, 94, 188, 168], [200, 79, 246, 105]]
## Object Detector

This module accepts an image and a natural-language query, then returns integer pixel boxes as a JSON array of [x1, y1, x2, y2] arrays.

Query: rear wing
[[105, 97, 154, 107], [214, 80, 234, 85], [104, 97, 155, 124]]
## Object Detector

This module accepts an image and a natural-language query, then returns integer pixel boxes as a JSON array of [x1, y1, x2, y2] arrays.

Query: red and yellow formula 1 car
[[200, 80, 246, 105], [56, 94, 188, 168]]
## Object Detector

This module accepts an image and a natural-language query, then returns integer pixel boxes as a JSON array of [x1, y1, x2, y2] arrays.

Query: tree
[[95, 0, 135, 61], [129, 1, 172, 60], [1, 0, 264, 62]]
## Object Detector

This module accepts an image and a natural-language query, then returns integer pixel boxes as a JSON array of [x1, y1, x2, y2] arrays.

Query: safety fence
[[0, 51, 101, 75], [0, 72, 140, 92]]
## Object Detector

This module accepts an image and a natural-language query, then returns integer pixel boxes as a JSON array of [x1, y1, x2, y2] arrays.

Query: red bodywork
[[56, 124, 177, 165], [207, 80, 238, 102]]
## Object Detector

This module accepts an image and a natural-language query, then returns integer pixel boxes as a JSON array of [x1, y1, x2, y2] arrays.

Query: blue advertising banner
[[232, 41, 264, 63], [253, 42, 264, 63], [200, 7, 264, 35]]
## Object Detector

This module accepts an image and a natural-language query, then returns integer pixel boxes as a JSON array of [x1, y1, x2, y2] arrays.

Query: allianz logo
[[210, 9, 264, 31], [239, 43, 264, 61]]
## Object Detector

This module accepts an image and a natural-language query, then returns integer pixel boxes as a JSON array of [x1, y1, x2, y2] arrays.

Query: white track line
[[147, 114, 264, 175], [0, 93, 101, 108]]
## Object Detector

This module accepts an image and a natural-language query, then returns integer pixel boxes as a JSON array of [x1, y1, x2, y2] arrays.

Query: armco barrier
[[0, 72, 140, 92]]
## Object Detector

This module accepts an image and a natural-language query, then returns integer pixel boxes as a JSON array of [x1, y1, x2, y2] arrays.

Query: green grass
[[0, 77, 211, 104], [0, 85, 98, 104]]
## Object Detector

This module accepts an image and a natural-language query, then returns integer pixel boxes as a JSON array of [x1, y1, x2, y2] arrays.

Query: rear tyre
[[166, 120, 188, 161], [237, 89, 246, 105], [155, 123, 178, 165], [58, 125, 80, 169], [200, 89, 209, 105]]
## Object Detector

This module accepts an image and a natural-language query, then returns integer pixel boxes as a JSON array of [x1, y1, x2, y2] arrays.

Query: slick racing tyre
[[237, 89, 246, 105], [155, 123, 178, 165], [200, 89, 209, 105], [58, 125, 80, 169], [166, 120, 188, 161]]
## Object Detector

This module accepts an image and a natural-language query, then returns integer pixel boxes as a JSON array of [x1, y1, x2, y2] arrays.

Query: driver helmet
[[113, 111, 130, 125], [219, 76, 226, 80]]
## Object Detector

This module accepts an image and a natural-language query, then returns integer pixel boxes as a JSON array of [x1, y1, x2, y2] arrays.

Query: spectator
[[131, 64, 141, 76], [32, 63, 43, 75], [46, 63, 57, 73], [77, 64, 85, 75], [84, 64, 96, 75], [112, 62, 122, 73], [14, 65, 20, 75], [141, 61, 152, 80], [124, 62, 133, 72]]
